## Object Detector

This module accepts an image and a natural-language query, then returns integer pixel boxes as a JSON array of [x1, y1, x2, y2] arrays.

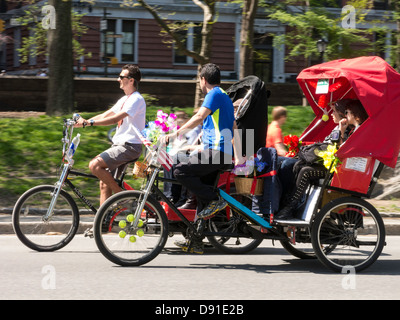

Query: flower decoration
[[317, 143, 341, 173], [328, 81, 343, 92], [284, 134, 301, 157], [232, 157, 269, 177], [141, 110, 179, 147], [318, 94, 328, 108], [155, 110, 178, 133]]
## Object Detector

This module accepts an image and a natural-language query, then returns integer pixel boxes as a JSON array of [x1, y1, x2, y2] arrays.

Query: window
[[373, 0, 389, 10], [102, 19, 137, 63], [253, 34, 273, 83], [106, 19, 116, 58], [122, 20, 135, 62], [174, 25, 202, 65]]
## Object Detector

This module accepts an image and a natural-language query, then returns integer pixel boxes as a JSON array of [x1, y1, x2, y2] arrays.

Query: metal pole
[[103, 8, 108, 77]]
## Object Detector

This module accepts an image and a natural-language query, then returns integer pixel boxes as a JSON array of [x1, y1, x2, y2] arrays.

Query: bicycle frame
[[44, 114, 135, 221], [44, 115, 80, 221], [139, 165, 289, 241]]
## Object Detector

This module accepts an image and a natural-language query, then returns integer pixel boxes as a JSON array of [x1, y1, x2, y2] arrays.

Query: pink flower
[[160, 123, 169, 132]]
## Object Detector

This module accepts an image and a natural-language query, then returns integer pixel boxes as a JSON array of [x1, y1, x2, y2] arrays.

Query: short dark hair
[[122, 64, 141, 87], [199, 63, 221, 85], [345, 99, 369, 124]]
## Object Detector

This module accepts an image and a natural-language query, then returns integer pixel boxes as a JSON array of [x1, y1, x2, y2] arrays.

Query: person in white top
[[75, 64, 146, 204]]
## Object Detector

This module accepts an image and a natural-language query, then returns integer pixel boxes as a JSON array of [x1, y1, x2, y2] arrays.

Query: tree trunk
[[239, 0, 258, 79], [46, 0, 74, 116], [193, 0, 215, 109]]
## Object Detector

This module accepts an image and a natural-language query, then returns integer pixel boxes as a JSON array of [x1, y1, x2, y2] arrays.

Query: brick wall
[[0, 76, 302, 112]]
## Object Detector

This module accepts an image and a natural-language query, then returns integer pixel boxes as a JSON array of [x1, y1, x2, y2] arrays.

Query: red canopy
[[297, 56, 400, 168]]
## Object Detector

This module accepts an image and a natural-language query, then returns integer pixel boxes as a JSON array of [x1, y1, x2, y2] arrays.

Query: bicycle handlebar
[[61, 114, 82, 165]]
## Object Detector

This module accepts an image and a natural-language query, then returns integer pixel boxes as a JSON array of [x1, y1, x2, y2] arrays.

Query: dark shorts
[[100, 143, 142, 175]]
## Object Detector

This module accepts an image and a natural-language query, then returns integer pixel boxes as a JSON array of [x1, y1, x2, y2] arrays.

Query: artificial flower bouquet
[[317, 143, 341, 173], [284, 134, 301, 157], [141, 110, 179, 147], [232, 156, 268, 177]]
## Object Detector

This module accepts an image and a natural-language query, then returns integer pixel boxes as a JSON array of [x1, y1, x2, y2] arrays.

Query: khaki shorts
[[100, 143, 142, 177]]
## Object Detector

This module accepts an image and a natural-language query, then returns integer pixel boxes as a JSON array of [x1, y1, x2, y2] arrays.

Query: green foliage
[[16, 2, 91, 64], [0, 104, 315, 207], [267, 0, 389, 62]]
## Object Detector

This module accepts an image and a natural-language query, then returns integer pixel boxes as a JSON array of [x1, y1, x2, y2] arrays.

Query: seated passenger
[[342, 99, 369, 139], [276, 99, 367, 220]]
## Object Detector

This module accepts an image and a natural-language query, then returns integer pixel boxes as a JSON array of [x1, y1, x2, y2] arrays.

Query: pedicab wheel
[[206, 193, 263, 254], [279, 231, 316, 259], [94, 190, 169, 266], [311, 197, 385, 273], [278, 226, 335, 260]]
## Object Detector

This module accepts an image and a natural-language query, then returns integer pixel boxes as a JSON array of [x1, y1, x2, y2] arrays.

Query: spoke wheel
[[311, 197, 385, 273], [94, 191, 168, 266], [206, 193, 263, 254], [12, 185, 80, 252]]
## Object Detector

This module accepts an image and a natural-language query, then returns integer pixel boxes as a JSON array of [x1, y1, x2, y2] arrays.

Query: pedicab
[[93, 56, 400, 272], [288, 55, 400, 271]]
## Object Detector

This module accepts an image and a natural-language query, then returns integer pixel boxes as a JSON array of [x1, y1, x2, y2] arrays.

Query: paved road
[[1, 234, 400, 301]]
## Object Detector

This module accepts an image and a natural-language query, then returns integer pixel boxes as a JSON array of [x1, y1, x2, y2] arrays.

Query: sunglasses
[[118, 75, 131, 80]]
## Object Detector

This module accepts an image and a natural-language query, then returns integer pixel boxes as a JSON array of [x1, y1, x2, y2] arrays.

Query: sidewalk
[[0, 209, 95, 235], [1, 209, 400, 235]]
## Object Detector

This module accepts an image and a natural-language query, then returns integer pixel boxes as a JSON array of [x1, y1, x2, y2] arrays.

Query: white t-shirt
[[110, 91, 146, 145]]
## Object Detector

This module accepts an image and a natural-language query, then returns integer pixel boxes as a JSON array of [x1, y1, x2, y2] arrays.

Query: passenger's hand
[[339, 118, 348, 134]]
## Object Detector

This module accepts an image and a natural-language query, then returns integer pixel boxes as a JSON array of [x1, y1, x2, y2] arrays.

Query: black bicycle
[[12, 114, 136, 252]]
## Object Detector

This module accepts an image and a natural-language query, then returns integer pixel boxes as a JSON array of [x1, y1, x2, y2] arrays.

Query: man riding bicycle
[[75, 64, 146, 205]]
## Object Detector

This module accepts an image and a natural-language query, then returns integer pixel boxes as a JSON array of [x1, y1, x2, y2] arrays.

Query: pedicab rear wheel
[[311, 197, 385, 273]]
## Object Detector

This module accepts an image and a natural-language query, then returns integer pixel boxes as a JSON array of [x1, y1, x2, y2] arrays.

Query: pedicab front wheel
[[311, 197, 385, 273], [94, 190, 169, 267]]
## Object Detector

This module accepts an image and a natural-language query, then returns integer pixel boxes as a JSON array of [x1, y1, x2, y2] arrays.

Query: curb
[[0, 222, 93, 235]]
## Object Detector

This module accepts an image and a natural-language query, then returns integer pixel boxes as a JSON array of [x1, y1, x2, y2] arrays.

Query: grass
[[0, 104, 314, 208]]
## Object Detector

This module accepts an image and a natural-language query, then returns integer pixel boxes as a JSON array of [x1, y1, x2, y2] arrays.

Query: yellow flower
[[317, 143, 340, 173]]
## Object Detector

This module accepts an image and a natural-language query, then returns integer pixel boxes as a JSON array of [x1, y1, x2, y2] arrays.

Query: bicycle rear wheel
[[94, 190, 168, 266], [311, 197, 385, 272], [12, 185, 80, 252]]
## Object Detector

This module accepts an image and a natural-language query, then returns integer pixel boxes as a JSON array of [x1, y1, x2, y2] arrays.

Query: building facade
[[0, 0, 397, 83]]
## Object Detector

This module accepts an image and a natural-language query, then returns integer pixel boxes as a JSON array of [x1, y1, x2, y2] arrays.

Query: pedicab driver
[[75, 64, 146, 205], [160, 63, 244, 253]]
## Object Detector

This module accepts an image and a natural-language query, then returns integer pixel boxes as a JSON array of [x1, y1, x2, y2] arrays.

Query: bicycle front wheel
[[94, 191, 168, 266], [12, 185, 80, 252]]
